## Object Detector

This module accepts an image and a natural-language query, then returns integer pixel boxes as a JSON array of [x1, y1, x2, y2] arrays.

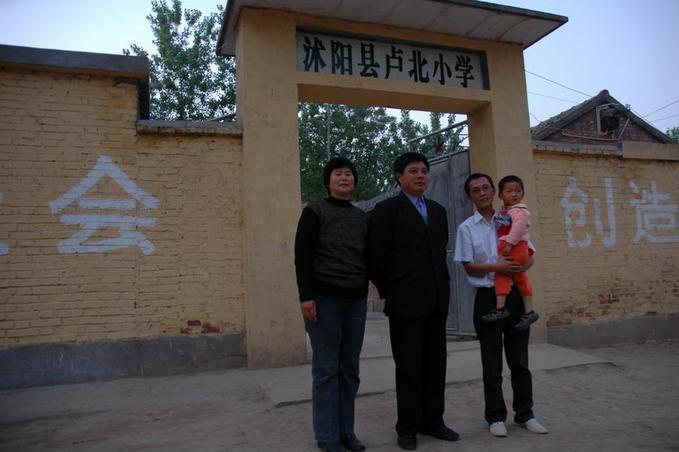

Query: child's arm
[[503, 206, 531, 245]]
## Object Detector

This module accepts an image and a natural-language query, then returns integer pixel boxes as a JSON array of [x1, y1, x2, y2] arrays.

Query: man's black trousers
[[388, 312, 447, 435], [473, 286, 534, 424]]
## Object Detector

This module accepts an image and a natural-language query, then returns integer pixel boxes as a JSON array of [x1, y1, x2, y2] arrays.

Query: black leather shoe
[[340, 433, 366, 451], [420, 425, 460, 442], [397, 434, 417, 450], [317, 441, 346, 452]]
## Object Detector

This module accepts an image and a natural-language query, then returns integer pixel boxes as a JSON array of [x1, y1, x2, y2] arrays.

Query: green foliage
[[299, 104, 405, 202], [397, 110, 428, 146], [299, 106, 467, 202], [125, 0, 235, 120], [131, 1, 469, 203], [666, 126, 679, 143], [440, 113, 466, 154], [430, 111, 443, 133], [408, 112, 465, 157]]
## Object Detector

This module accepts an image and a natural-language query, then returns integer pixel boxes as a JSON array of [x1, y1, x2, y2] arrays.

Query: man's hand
[[495, 255, 523, 274], [517, 255, 535, 272], [300, 300, 317, 322]]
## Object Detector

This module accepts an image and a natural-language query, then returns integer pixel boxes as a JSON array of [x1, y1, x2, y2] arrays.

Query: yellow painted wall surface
[[0, 68, 244, 347], [534, 148, 679, 327]]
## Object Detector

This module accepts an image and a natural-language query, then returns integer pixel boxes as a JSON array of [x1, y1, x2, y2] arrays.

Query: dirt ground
[[1, 339, 678, 452]]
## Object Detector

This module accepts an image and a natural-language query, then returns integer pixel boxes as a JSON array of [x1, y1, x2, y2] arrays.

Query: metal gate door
[[425, 149, 475, 334]]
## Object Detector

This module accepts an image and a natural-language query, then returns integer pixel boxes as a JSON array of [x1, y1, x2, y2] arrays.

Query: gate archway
[[217, 0, 567, 366]]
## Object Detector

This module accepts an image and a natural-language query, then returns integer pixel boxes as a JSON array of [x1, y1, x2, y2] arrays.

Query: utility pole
[[325, 104, 331, 160]]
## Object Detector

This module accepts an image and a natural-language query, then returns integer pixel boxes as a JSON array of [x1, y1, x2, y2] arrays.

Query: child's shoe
[[482, 308, 510, 323], [514, 311, 539, 331]]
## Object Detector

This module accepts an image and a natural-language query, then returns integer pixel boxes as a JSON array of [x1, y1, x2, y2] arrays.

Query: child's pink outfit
[[495, 203, 533, 297]]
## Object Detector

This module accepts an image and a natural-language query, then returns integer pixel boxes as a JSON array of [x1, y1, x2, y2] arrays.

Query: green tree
[[129, 1, 466, 202], [125, 0, 235, 120], [396, 110, 428, 152], [666, 126, 679, 142], [406, 112, 465, 157], [426, 112, 444, 154], [299, 103, 329, 202], [441, 113, 466, 154], [299, 103, 405, 201]]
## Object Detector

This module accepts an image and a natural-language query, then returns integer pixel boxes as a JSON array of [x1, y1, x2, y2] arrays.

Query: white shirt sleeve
[[453, 222, 473, 263]]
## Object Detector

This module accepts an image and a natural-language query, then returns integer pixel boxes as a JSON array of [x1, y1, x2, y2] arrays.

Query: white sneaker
[[489, 421, 508, 437], [520, 418, 548, 434]]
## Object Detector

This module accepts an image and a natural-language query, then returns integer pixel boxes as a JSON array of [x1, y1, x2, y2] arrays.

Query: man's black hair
[[323, 157, 358, 195], [393, 152, 430, 185], [498, 175, 524, 192], [464, 173, 495, 196]]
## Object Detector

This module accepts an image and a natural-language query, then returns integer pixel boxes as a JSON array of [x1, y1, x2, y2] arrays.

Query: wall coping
[[137, 120, 243, 136], [532, 140, 622, 157], [533, 139, 679, 161], [0, 44, 151, 119], [0, 44, 148, 79], [621, 140, 679, 161]]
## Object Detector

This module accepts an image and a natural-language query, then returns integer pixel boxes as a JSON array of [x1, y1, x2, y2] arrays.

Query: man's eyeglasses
[[470, 185, 493, 195]]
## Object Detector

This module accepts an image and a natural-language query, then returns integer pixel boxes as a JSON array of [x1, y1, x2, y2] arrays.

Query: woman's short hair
[[323, 157, 358, 194]]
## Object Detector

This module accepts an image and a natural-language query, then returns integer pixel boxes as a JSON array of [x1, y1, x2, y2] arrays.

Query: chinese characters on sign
[[297, 31, 487, 90], [49, 155, 159, 255], [561, 177, 679, 248]]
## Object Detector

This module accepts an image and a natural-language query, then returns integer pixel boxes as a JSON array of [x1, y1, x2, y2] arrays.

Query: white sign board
[[297, 30, 488, 90]]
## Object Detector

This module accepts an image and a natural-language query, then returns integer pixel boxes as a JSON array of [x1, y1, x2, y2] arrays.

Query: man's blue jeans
[[305, 295, 367, 442]]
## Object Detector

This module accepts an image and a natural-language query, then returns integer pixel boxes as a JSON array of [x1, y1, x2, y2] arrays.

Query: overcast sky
[[2, 0, 678, 130]]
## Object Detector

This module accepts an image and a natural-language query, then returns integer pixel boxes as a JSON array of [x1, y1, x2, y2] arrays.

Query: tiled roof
[[530, 89, 673, 144]]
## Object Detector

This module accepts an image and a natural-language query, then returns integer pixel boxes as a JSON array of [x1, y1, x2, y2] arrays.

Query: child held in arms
[[482, 175, 539, 331]]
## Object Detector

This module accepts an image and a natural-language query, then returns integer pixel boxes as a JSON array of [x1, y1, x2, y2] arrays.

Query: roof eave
[[215, 0, 568, 57]]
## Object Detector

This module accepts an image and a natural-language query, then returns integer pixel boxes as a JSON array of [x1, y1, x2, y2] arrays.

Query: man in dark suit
[[367, 152, 458, 450]]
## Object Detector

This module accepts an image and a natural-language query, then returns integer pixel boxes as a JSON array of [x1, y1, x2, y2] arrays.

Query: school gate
[[0, 1, 572, 388]]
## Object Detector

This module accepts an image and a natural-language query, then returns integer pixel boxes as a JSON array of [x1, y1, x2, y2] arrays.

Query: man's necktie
[[416, 198, 428, 223]]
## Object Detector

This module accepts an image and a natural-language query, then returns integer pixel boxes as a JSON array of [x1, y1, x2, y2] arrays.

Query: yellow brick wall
[[0, 68, 244, 347], [534, 149, 679, 327]]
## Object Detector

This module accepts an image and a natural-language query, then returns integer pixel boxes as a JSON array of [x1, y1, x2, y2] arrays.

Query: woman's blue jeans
[[304, 295, 367, 442]]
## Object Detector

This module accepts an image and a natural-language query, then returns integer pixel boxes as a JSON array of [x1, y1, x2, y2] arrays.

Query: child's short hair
[[498, 175, 524, 192]]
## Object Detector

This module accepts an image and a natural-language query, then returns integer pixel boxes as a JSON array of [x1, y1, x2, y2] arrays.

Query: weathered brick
[[534, 148, 679, 325], [0, 67, 245, 347]]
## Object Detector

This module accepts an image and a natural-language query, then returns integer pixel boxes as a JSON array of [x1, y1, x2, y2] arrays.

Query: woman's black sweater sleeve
[[294, 206, 320, 302]]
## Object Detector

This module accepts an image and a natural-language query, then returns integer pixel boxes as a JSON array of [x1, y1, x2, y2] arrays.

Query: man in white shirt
[[453, 173, 548, 438]]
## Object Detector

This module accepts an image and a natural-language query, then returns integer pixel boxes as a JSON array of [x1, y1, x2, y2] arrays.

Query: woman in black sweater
[[295, 157, 368, 452]]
